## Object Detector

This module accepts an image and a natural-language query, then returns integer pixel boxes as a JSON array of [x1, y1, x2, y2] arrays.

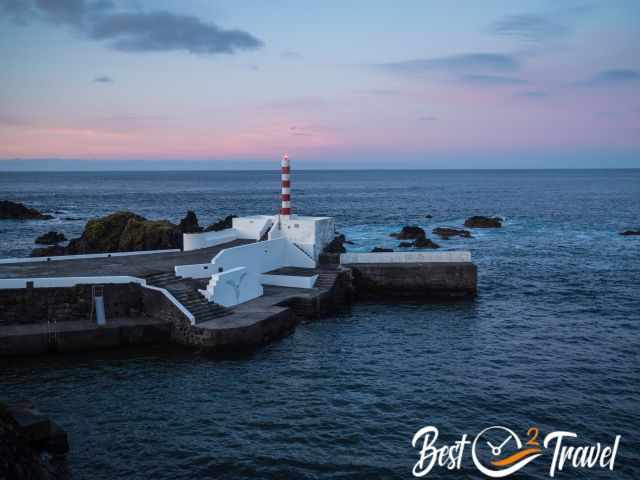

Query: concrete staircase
[[144, 272, 229, 323], [314, 271, 339, 291]]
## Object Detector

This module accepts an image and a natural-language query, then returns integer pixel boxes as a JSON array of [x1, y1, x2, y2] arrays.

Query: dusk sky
[[1, 0, 639, 169]]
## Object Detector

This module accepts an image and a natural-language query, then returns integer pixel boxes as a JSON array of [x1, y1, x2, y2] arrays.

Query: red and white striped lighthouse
[[280, 153, 291, 218]]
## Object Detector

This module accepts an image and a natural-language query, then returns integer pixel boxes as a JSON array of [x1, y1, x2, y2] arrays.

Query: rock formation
[[34, 231, 67, 244], [432, 227, 472, 240], [620, 230, 640, 236], [413, 237, 440, 249], [179, 210, 202, 233], [464, 216, 502, 228], [0, 201, 53, 220], [390, 225, 426, 239], [371, 247, 393, 252], [324, 234, 348, 254], [205, 215, 237, 232], [30, 211, 181, 257]]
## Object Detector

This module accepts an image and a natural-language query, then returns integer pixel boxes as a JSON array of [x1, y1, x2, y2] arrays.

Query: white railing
[[340, 251, 471, 264], [0, 249, 181, 265]]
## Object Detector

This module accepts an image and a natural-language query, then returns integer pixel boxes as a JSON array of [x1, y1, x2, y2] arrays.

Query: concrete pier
[[0, 239, 476, 356]]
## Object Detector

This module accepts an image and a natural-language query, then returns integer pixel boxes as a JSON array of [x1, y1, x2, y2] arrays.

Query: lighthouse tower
[[280, 153, 291, 219]]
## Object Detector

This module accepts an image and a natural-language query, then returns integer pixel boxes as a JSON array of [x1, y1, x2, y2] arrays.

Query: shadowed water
[[1, 170, 639, 479]]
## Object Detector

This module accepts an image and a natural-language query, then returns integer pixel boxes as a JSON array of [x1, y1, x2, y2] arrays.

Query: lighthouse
[[280, 153, 291, 219]]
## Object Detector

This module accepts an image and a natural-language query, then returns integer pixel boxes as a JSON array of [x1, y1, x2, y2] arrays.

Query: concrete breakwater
[[0, 240, 476, 356]]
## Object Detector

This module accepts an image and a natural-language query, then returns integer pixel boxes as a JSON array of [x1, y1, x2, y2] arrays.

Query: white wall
[[260, 274, 318, 289], [200, 266, 263, 307], [210, 238, 315, 275], [232, 216, 274, 240], [182, 229, 238, 252], [0, 249, 180, 265], [0, 275, 146, 289], [269, 216, 335, 261], [174, 263, 218, 279], [340, 251, 471, 264]]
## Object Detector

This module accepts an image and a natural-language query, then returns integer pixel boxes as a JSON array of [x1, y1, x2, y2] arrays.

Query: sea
[[0, 169, 639, 479]]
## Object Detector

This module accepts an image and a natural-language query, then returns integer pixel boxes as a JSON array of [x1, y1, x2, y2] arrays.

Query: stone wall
[[0, 284, 144, 326], [347, 262, 477, 299]]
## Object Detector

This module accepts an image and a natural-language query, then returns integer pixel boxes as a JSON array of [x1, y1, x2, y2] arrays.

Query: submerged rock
[[464, 216, 502, 228], [30, 245, 67, 257], [432, 227, 472, 240], [205, 214, 237, 232], [620, 230, 640, 236], [390, 225, 426, 239], [398, 242, 414, 248], [179, 210, 202, 234], [34, 231, 67, 244], [371, 247, 393, 252], [0, 200, 53, 220]]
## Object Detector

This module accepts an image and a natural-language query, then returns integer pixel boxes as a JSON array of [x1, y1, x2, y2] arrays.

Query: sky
[[0, 0, 639, 169]]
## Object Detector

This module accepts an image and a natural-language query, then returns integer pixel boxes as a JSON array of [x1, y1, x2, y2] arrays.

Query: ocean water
[[0, 170, 639, 479]]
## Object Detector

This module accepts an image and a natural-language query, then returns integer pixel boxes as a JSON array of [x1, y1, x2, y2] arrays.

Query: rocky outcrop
[[117, 218, 181, 252], [34, 231, 67, 244], [0, 201, 53, 220], [414, 237, 440, 249], [30, 211, 181, 257], [432, 227, 472, 240], [0, 401, 68, 480], [371, 247, 393, 252], [620, 230, 640, 236], [205, 215, 237, 232], [390, 225, 426, 240], [398, 242, 413, 248], [464, 216, 502, 228], [324, 234, 348, 254], [178, 210, 202, 234]]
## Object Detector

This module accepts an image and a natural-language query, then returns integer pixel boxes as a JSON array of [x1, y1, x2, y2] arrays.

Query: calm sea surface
[[1, 170, 639, 479]]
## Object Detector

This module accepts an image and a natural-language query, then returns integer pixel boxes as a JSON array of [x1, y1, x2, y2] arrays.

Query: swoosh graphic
[[491, 447, 542, 467]]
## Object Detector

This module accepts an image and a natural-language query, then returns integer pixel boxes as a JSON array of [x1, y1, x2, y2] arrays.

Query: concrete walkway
[[0, 240, 253, 279]]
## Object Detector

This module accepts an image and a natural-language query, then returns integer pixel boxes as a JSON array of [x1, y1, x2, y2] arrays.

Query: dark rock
[[30, 245, 67, 257], [390, 225, 426, 240], [30, 211, 181, 257], [620, 230, 640, 236], [414, 237, 440, 249], [0, 201, 53, 220], [178, 210, 202, 234], [323, 234, 347, 254], [34, 231, 67, 245], [205, 214, 237, 232], [432, 227, 472, 240], [398, 242, 413, 248], [425, 214, 433, 219], [117, 218, 180, 252], [63, 217, 82, 221], [371, 247, 394, 252], [464, 216, 502, 228]]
